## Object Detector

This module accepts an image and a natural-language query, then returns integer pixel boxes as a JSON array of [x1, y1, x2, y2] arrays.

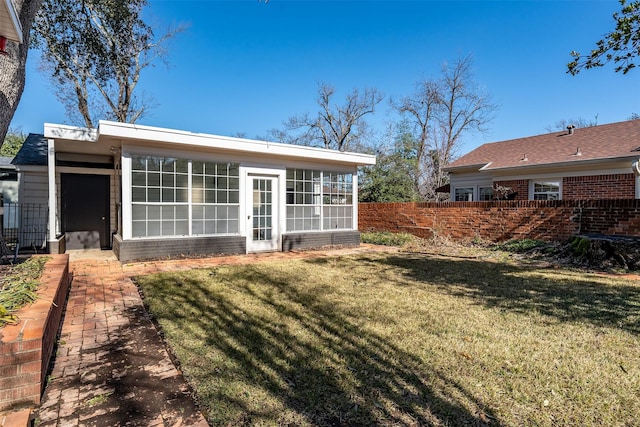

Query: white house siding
[[16, 170, 49, 249], [20, 171, 48, 205]]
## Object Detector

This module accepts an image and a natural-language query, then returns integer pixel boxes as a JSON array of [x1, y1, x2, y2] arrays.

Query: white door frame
[[244, 167, 285, 253]]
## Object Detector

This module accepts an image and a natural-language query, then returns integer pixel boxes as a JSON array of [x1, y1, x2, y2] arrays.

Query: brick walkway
[[36, 255, 209, 426], [36, 245, 393, 426]]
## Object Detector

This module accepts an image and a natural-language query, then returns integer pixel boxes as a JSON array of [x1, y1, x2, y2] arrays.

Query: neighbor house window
[[479, 187, 494, 201], [454, 187, 474, 201], [131, 155, 240, 238], [286, 169, 353, 232], [532, 181, 560, 200]]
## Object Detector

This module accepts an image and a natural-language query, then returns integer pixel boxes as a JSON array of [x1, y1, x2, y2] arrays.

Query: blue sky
[[10, 0, 640, 154]]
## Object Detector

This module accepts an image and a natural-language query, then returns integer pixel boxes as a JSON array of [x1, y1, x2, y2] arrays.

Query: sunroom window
[[131, 155, 239, 238], [322, 171, 353, 229], [285, 169, 321, 231], [286, 169, 353, 232]]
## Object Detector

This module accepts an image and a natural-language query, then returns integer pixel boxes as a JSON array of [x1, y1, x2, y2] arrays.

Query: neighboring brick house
[[443, 120, 640, 201]]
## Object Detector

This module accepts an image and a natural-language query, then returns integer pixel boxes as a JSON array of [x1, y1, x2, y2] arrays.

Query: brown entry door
[[61, 173, 110, 249]]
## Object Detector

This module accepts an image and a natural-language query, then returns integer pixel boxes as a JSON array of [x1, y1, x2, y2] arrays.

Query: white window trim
[[123, 153, 244, 240], [478, 186, 494, 201], [452, 185, 494, 201], [453, 187, 474, 201], [529, 179, 562, 200], [285, 169, 356, 233]]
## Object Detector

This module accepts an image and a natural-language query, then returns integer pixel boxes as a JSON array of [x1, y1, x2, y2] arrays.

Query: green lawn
[[135, 252, 640, 426]]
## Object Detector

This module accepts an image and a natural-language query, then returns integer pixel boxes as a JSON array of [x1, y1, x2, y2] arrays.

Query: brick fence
[[358, 200, 640, 242], [0, 255, 70, 412]]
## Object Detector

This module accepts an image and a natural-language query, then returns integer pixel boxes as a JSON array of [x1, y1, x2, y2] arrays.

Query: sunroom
[[36, 121, 375, 261]]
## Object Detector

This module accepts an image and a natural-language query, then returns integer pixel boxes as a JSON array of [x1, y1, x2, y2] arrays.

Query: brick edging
[[0, 255, 70, 412]]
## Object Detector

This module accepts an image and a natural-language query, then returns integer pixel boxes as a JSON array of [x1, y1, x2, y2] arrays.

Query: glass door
[[247, 176, 279, 252]]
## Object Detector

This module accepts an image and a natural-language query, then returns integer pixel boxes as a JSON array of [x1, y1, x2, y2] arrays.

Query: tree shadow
[[373, 253, 640, 335], [138, 262, 503, 426], [38, 304, 205, 426]]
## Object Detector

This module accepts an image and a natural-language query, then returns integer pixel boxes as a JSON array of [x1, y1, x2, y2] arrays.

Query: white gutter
[[1, 0, 23, 43]]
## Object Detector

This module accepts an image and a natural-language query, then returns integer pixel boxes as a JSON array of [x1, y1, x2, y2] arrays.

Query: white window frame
[[285, 168, 355, 232], [478, 186, 494, 201], [529, 179, 562, 200], [122, 151, 242, 240], [454, 187, 474, 201]]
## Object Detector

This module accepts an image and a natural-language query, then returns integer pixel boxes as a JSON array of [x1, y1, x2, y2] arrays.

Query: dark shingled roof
[[12, 133, 48, 166], [445, 120, 640, 171]]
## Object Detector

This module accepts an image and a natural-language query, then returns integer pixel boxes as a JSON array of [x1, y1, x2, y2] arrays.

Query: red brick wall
[[488, 174, 635, 201], [0, 255, 70, 412], [359, 200, 640, 242], [563, 174, 635, 200]]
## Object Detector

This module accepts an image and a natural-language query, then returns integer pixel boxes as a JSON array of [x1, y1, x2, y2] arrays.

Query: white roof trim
[[443, 162, 491, 173], [44, 123, 98, 142], [1, 0, 23, 43], [474, 155, 638, 173], [45, 120, 377, 166]]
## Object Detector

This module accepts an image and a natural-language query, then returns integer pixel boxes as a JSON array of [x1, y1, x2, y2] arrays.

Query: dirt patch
[[0, 256, 28, 277], [398, 234, 640, 274]]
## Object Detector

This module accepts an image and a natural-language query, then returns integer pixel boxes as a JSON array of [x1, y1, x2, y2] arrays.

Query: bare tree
[[0, 0, 44, 144], [391, 55, 497, 200], [544, 116, 599, 133], [391, 80, 440, 165], [32, 0, 181, 128], [272, 83, 383, 151]]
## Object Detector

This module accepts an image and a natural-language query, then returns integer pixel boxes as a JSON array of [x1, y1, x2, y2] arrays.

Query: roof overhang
[[443, 162, 491, 173], [0, 0, 23, 43], [476, 155, 639, 174], [44, 121, 377, 167]]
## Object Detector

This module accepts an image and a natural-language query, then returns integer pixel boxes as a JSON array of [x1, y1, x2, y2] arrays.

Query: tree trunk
[[0, 0, 44, 144]]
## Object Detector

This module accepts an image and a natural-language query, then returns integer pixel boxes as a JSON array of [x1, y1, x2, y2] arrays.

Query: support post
[[47, 138, 57, 244]]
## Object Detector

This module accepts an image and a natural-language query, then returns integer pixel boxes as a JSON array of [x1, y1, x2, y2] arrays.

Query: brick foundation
[[359, 200, 640, 242], [0, 255, 70, 412]]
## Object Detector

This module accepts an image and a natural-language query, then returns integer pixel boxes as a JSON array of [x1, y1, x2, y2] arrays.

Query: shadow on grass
[[371, 254, 640, 335], [137, 261, 501, 426]]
